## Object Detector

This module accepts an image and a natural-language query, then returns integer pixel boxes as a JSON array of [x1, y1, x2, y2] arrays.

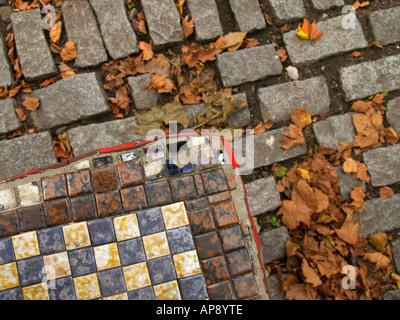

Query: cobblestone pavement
[[0, 0, 400, 300]]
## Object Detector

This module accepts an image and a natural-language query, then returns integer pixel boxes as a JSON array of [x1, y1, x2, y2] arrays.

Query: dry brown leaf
[[139, 40, 153, 61], [381, 127, 399, 146], [253, 120, 274, 134], [291, 108, 312, 129], [222, 32, 247, 52], [146, 53, 171, 78], [352, 51, 362, 57], [182, 15, 194, 39], [368, 232, 388, 252], [49, 21, 62, 44], [301, 259, 322, 287], [150, 74, 176, 93], [276, 47, 288, 63], [277, 199, 313, 230], [40, 77, 57, 88], [363, 252, 391, 269], [245, 38, 259, 49], [22, 97, 40, 111], [379, 186, 394, 199], [280, 124, 305, 150], [60, 41, 77, 61], [334, 211, 360, 246], [350, 186, 365, 209], [15, 108, 26, 122]]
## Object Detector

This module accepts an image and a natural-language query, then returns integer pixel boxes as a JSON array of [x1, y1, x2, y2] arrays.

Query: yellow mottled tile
[[0, 262, 20, 291], [93, 243, 120, 271], [153, 280, 181, 300], [43, 252, 71, 280], [103, 292, 129, 300], [73, 273, 101, 300], [62, 222, 91, 250], [22, 283, 50, 300], [12, 231, 40, 260], [161, 202, 189, 230], [173, 250, 201, 278], [113, 213, 140, 241], [142, 231, 170, 260], [123, 262, 151, 291]]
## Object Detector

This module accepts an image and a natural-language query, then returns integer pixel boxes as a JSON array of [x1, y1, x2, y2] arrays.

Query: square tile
[[93, 243, 121, 271], [117, 162, 144, 188], [185, 197, 209, 211], [104, 292, 128, 300], [113, 213, 140, 242], [231, 272, 258, 300], [98, 267, 127, 298], [178, 274, 208, 300], [0, 210, 19, 237], [164, 158, 194, 177], [48, 276, 76, 300], [187, 207, 216, 236], [161, 202, 189, 230], [0, 262, 20, 291], [212, 200, 238, 228], [142, 231, 170, 260], [74, 160, 91, 171], [43, 251, 71, 280], [206, 280, 235, 300], [169, 176, 198, 202], [22, 282, 50, 300], [37, 226, 66, 255], [43, 198, 71, 227], [87, 217, 116, 246], [91, 166, 118, 193], [218, 225, 245, 253], [226, 248, 252, 277], [92, 156, 113, 168], [147, 255, 177, 285], [12, 231, 40, 260], [144, 159, 165, 181], [62, 222, 91, 251], [153, 280, 181, 300], [17, 204, 46, 233], [193, 231, 223, 260], [17, 182, 41, 207], [95, 190, 123, 218], [66, 170, 93, 197], [73, 273, 101, 300], [166, 225, 195, 255], [70, 194, 97, 222], [0, 189, 17, 211], [120, 185, 148, 212], [201, 255, 230, 285], [201, 169, 229, 195], [41, 174, 67, 201], [208, 191, 232, 204], [16, 256, 45, 286], [127, 286, 155, 300], [68, 247, 96, 277], [226, 172, 236, 190], [123, 262, 151, 291], [121, 150, 140, 162], [173, 250, 201, 279], [0, 237, 15, 265], [136, 207, 165, 236], [117, 238, 146, 266], [0, 287, 23, 300], [194, 174, 206, 197], [145, 181, 173, 207]]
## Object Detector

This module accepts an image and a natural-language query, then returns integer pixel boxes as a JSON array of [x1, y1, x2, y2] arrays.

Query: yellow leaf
[[296, 168, 310, 181], [368, 232, 388, 252], [296, 26, 309, 40], [176, 0, 185, 17], [391, 273, 400, 290]]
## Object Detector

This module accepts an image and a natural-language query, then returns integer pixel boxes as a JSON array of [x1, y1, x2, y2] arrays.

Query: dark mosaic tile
[[0, 237, 15, 265], [37, 226, 66, 255], [117, 238, 146, 266], [194, 174, 206, 197], [41, 174, 67, 201], [147, 255, 176, 285], [42, 198, 71, 227], [68, 247, 97, 277], [195, 148, 219, 171], [170, 175, 198, 202], [91, 166, 118, 193], [136, 207, 165, 236], [226, 172, 236, 190], [201, 255, 230, 285], [87, 217, 116, 246], [212, 200, 238, 228], [17, 205, 46, 233], [207, 280, 235, 300], [95, 190, 123, 218], [121, 150, 140, 162], [98, 267, 127, 298], [0, 287, 23, 300], [178, 274, 208, 300], [193, 231, 223, 260], [17, 256, 45, 287], [0, 210, 19, 237], [70, 194, 98, 222], [166, 225, 195, 255], [218, 225, 245, 253], [201, 169, 229, 195], [66, 170, 93, 197], [48, 276, 77, 300], [164, 158, 194, 177], [231, 272, 258, 300], [145, 181, 173, 208], [226, 248, 252, 277], [120, 185, 148, 212], [117, 162, 144, 188], [187, 207, 216, 236], [92, 156, 113, 168], [208, 191, 231, 204], [127, 286, 156, 300], [184, 197, 208, 211]]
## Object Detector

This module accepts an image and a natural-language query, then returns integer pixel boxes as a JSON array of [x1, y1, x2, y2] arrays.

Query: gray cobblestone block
[[386, 97, 400, 133], [227, 92, 250, 127], [0, 131, 57, 180], [228, 0, 265, 32], [0, 34, 14, 87], [362, 144, 400, 187], [391, 238, 400, 274], [217, 45, 282, 87], [10, 9, 57, 81], [339, 54, 400, 101], [259, 226, 290, 264], [258, 76, 330, 123], [0, 98, 21, 135], [127, 73, 160, 110], [283, 15, 368, 66], [89, 0, 139, 60], [268, 273, 286, 300], [383, 290, 400, 300], [312, 113, 356, 149], [67, 117, 144, 156], [62, 0, 108, 68], [245, 176, 281, 216], [141, 0, 184, 48], [311, 0, 344, 10], [187, 0, 223, 42], [266, 0, 305, 25], [370, 6, 400, 46], [336, 166, 365, 200], [31, 73, 110, 130]]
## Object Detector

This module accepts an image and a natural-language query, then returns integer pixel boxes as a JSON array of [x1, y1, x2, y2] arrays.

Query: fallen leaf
[[291, 108, 312, 129], [176, 0, 185, 17], [182, 15, 194, 39], [335, 211, 360, 246], [222, 32, 247, 52], [22, 97, 40, 111], [280, 124, 305, 150], [368, 232, 388, 252], [360, 1, 370, 7], [351, 100, 372, 113], [28, 128, 35, 134], [60, 41, 77, 61], [150, 74, 176, 93], [374, 42, 383, 48], [139, 40, 153, 61], [363, 252, 391, 269], [276, 47, 288, 63], [352, 51, 362, 57], [245, 38, 259, 49], [277, 199, 313, 230], [58, 62, 76, 79], [253, 120, 274, 134], [391, 273, 400, 290], [379, 186, 394, 199], [15, 108, 26, 122], [350, 186, 365, 209], [49, 21, 62, 43], [146, 53, 171, 78], [40, 77, 57, 88], [302, 259, 322, 287], [310, 21, 324, 40], [381, 127, 399, 146], [297, 18, 311, 40]]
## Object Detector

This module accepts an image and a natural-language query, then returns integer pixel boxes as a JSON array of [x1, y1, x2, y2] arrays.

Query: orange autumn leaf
[[151, 74, 176, 93], [182, 15, 194, 39], [334, 210, 360, 246], [352, 51, 362, 57], [379, 186, 394, 199], [276, 47, 288, 63], [40, 77, 57, 88], [49, 21, 62, 44], [58, 62, 76, 79], [245, 38, 259, 49], [254, 120, 274, 134], [350, 186, 365, 209], [176, 0, 185, 17], [15, 108, 26, 122], [60, 41, 77, 61], [381, 127, 399, 146], [363, 252, 391, 269], [22, 96, 40, 111], [280, 124, 305, 150], [139, 40, 154, 61], [291, 108, 312, 129], [309, 21, 324, 40]]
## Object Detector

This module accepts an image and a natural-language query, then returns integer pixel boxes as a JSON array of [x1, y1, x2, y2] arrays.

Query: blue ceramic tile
[[48, 276, 77, 300], [68, 247, 97, 277], [37, 226, 66, 255], [92, 156, 113, 168], [147, 255, 176, 285], [87, 217, 116, 246], [0, 287, 23, 300], [178, 274, 208, 300], [117, 238, 146, 266], [121, 150, 140, 162], [127, 286, 156, 300], [0, 237, 15, 265], [98, 267, 127, 298], [16, 256, 45, 287], [166, 226, 195, 255], [165, 158, 194, 177], [136, 207, 165, 236]]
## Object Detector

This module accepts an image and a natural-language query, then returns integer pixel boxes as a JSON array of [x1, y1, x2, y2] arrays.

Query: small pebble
[[286, 66, 299, 80]]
